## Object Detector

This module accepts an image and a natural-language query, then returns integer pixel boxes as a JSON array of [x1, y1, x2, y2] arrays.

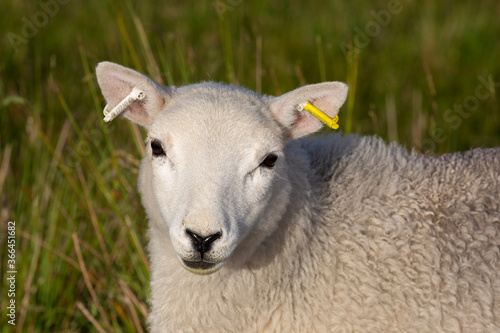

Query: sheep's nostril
[[185, 229, 222, 258]]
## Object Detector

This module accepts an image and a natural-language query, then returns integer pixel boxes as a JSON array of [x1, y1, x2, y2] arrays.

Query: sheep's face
[[143, 85, 291, 274], [96, 62, 348, 275]]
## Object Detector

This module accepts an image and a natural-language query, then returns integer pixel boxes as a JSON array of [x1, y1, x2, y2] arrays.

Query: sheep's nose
[[185, 229, 222, 259]]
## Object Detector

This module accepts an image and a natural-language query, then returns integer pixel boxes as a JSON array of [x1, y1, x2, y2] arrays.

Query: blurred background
[[1, 0, 499, 331]]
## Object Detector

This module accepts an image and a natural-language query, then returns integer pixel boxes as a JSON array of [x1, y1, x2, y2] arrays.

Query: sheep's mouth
[[181, 259, 223, 275]]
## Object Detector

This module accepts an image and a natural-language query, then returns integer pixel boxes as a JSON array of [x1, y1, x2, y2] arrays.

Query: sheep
[[96, 61, 500, 332]]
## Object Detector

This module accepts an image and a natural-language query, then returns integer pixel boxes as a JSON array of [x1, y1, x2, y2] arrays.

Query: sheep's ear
[[96, 61, 171, 128], [269, 82, 348, 138]]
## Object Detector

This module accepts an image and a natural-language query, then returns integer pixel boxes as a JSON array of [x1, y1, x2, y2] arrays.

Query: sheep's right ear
[[268, 82, 348, 138], [96, 61, 172, 128]]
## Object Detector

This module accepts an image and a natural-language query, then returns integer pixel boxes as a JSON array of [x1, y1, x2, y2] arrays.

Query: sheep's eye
[[151, 140, 165, 156], [261, 153, 278, 169]]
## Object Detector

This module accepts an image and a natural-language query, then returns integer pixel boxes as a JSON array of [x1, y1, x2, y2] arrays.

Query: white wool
[[96, 61, 500, 332]]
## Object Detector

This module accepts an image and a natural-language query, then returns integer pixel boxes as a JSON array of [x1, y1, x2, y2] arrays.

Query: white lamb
[[96, 61, 500, 332]]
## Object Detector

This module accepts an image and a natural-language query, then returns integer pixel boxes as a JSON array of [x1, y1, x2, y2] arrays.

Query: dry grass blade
[[133, 15, 163, 85], [120, 279, 148, 319], [18, 238, 41, 331], [422, 58, 439, 116], [72, 233, 112, 329], [41, 119, 71, 213], [412, 89, 425, 150], [256, 35, 262, 94], [125, 215, 149, 272], [386, 94, 398, 143], [128, 122, 146, 158], [76, 302, 107, 333], [17, 229, 80, 271], [76, 167, 112, 267], [345, 44, 359, 134], [0, 143, 12, 197], [119, 279, 145, 333]]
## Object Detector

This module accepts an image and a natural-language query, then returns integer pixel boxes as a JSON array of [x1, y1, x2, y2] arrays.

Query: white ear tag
[[103, 87, 145, 122]]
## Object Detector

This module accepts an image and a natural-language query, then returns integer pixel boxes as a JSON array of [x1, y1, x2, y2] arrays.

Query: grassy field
[[1, 0, 499, 331]]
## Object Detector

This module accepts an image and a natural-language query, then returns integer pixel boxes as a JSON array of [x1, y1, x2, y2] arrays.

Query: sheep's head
[[96, 62, 348, 274]]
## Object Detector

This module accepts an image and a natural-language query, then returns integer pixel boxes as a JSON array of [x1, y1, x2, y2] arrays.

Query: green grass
[[1, 0, 499, 331]]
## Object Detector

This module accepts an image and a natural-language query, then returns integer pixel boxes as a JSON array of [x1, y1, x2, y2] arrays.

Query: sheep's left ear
[[96, 61, 172, 128], [269, 82, 348, 138]]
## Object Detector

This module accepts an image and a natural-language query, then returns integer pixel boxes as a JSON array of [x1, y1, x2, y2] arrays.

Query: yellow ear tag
[[295, 102, 339, 130]]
